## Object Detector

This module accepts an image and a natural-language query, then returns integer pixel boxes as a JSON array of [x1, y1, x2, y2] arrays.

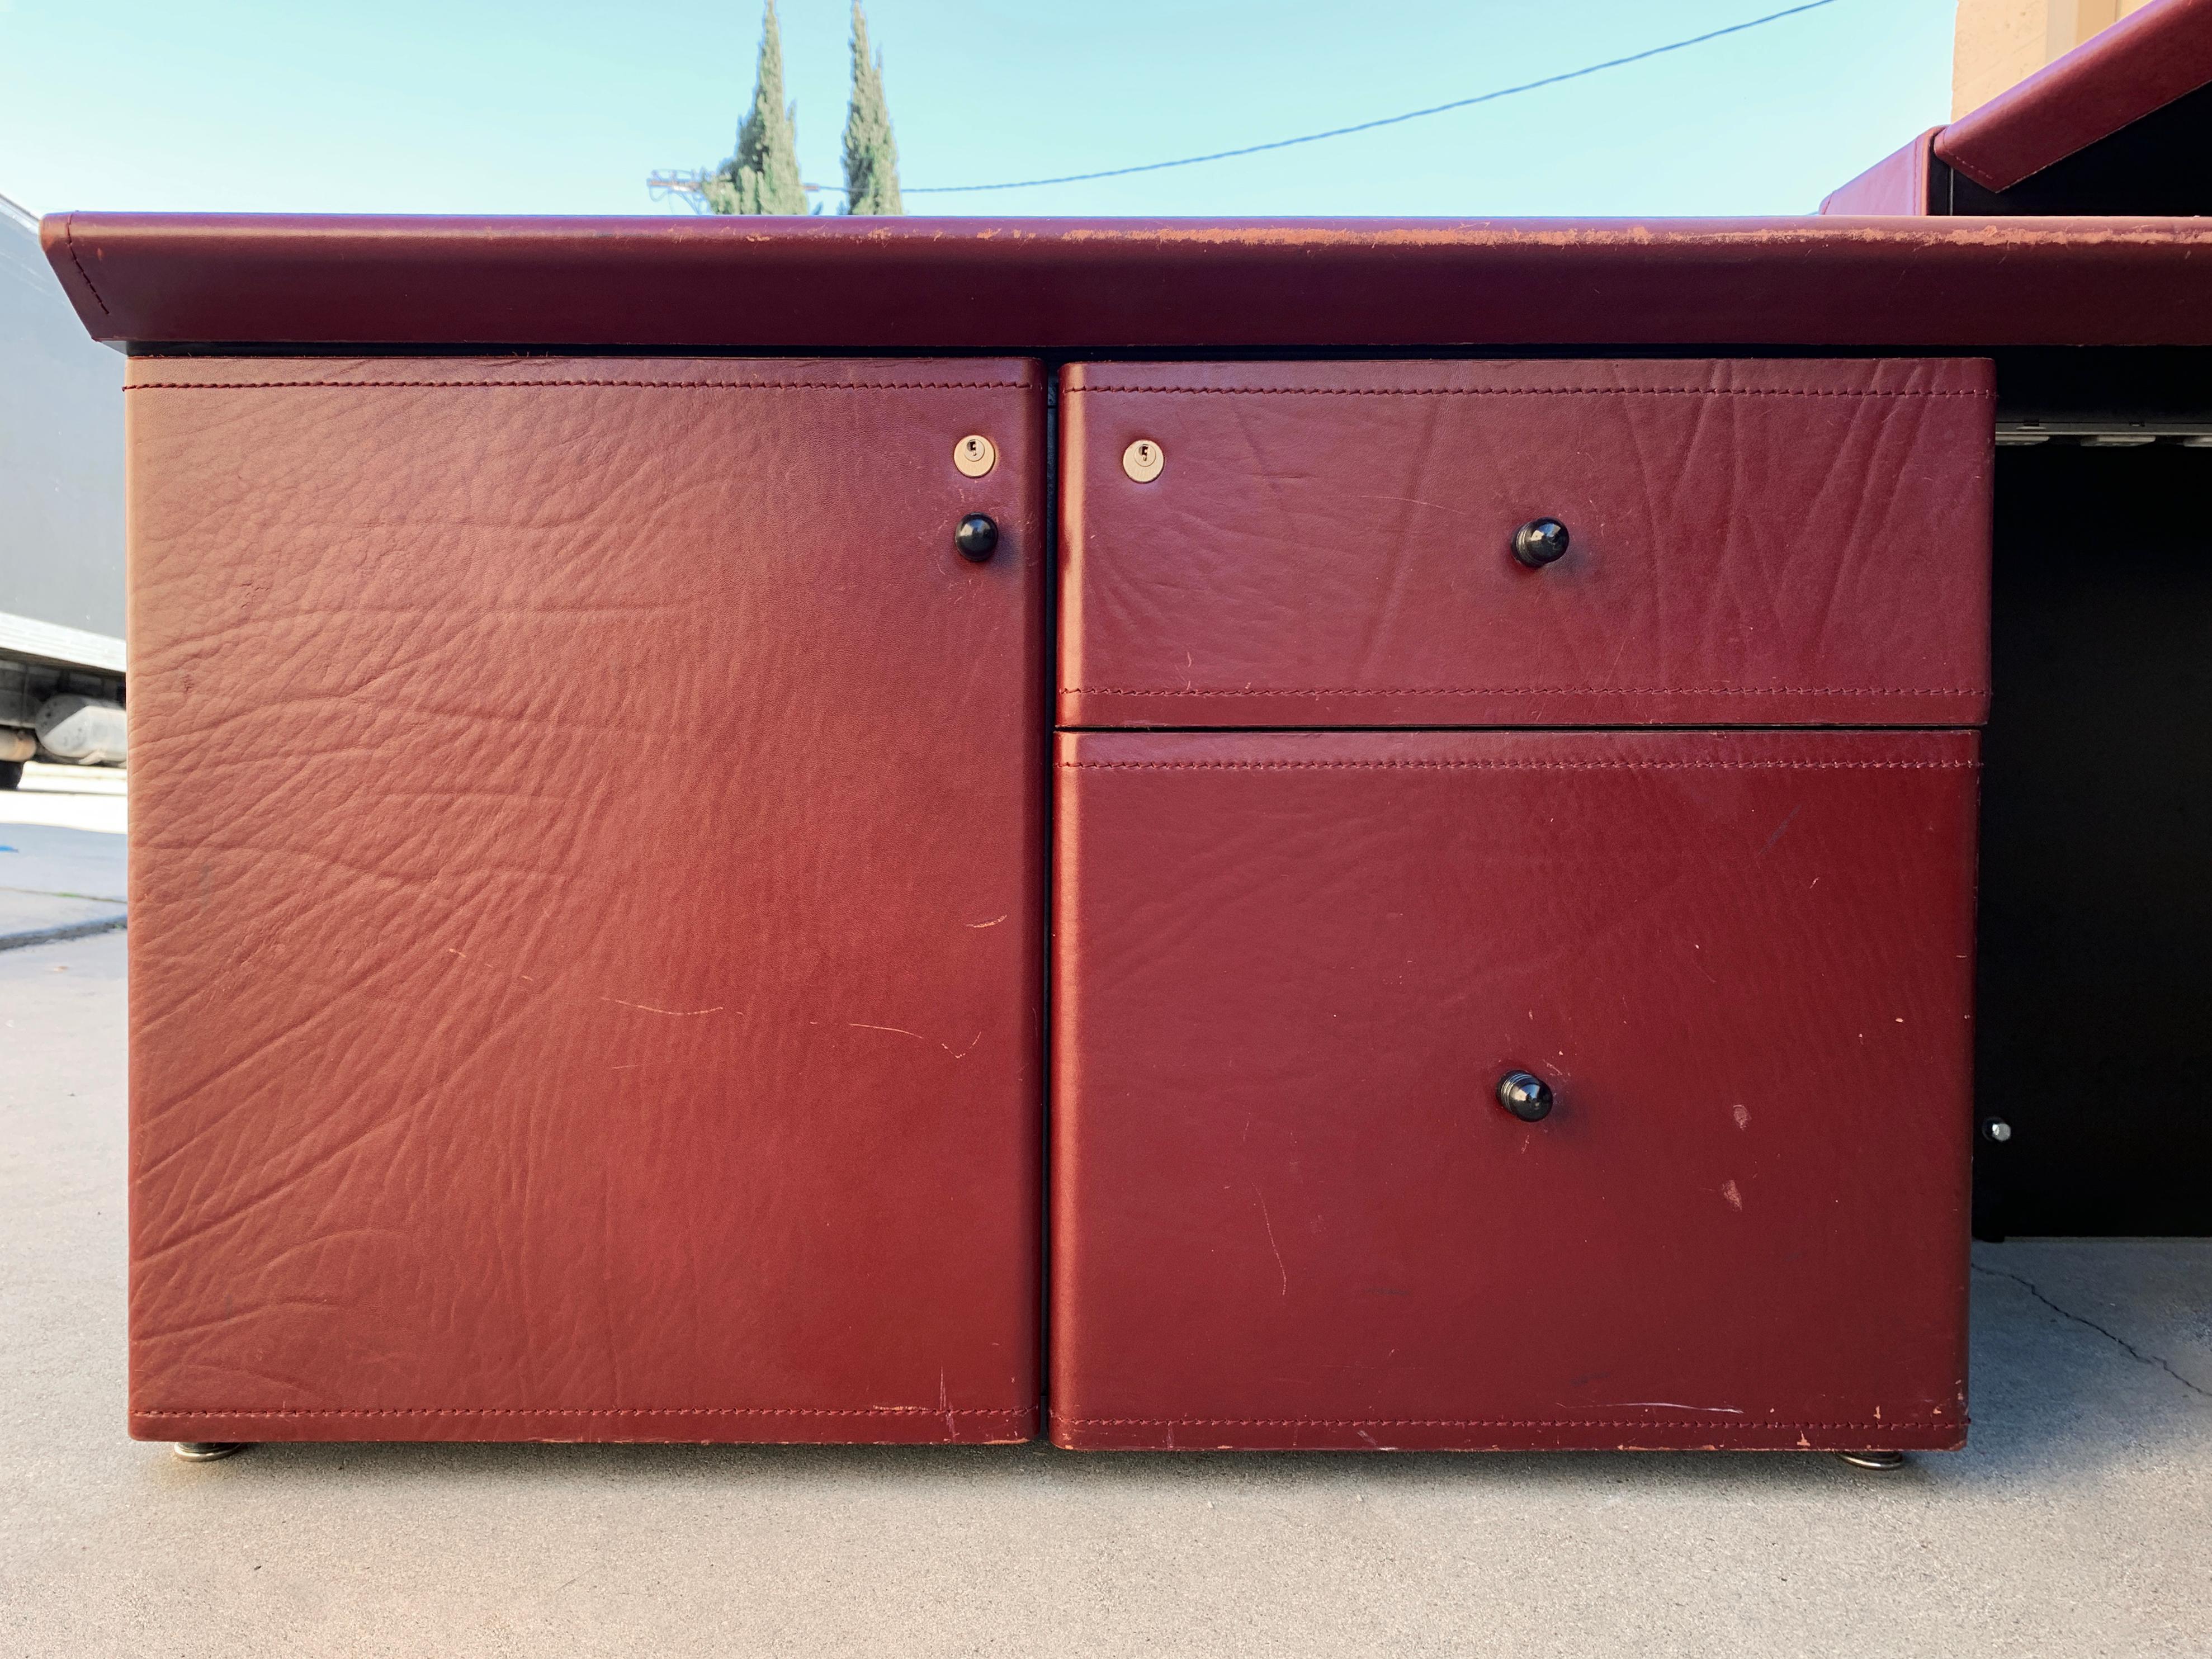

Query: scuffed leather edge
[[40, 213, 2212, 349], [131, 1405, 1041, 1445], [1048, 1411, 1968, 1452], [41, 211, 112, 323]]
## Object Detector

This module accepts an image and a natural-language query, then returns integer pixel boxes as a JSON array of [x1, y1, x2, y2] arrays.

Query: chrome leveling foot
[[172, 1442, 250, 1463], [1835, 1450, 1908, 1471]]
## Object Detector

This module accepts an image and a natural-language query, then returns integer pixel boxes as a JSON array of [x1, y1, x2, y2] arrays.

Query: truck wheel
[[0, 760, 22, 790]]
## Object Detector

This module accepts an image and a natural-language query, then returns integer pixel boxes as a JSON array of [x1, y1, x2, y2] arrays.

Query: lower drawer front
[[1052, 728, 1978, 1451]]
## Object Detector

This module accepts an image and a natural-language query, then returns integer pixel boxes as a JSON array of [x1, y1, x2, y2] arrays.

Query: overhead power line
[[907, 0, 1841, 197], [654, 0, 1842, 206]]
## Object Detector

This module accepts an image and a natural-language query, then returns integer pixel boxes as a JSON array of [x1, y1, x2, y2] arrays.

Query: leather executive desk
[[42, 212, 2212, 1457]]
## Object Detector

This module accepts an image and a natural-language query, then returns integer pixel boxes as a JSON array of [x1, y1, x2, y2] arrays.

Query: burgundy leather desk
[[44, 212, 2212, 1457]]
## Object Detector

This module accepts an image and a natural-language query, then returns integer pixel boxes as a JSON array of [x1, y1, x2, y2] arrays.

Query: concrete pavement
[[2, 927, 2207, 1656], [0, 762, 125, 949]]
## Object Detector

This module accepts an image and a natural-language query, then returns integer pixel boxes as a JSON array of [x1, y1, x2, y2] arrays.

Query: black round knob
[[954, 514, 999, 561], [1512, 518, 1570, 568], [1497, 1071, 1554, 1122]]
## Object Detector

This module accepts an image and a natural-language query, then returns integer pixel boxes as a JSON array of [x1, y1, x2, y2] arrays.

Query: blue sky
[[0, 0, 1953, 219]]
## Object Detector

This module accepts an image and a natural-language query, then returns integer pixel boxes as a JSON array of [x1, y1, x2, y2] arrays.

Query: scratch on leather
[[445, 946, 731, 1018], [1250, 1182, 1289, 1298], [848, 1022, 981, 1060]]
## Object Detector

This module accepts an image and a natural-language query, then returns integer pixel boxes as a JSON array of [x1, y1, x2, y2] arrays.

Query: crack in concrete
[[1974, 1263, 2211, 1402]]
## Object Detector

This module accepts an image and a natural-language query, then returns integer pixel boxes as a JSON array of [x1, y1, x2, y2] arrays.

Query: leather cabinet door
[[125, 357, 1044, 1444]]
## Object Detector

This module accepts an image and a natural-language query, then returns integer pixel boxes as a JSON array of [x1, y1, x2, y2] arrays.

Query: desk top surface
[[43, 212, 2212, 352]]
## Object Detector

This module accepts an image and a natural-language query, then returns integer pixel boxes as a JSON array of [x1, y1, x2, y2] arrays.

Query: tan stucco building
[[1954, 0, 2164, 114]]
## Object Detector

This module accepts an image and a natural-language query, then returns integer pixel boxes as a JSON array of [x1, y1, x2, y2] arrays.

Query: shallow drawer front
[[126, 356, 1044, 1445], [1052, 728, 1978, 1451], [1059, 359, 1993, 729]]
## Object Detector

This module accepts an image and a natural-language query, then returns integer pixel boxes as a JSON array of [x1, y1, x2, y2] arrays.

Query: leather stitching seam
[[1064, 386, 1993, 400], [1061, 760, 1978, 772], [133, 1406, 1033, 1419], [1067, 687, 1984, 698], [63, 215, 111, 318], [122, 380, 1029, 393], [1048, 1413, 1949, 1430]]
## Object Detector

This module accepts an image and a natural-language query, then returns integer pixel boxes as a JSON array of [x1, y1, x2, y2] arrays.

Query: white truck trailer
[[1, 191, 126, 789]]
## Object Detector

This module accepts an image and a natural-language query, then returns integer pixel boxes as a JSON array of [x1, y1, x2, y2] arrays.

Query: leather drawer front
[[125, 357, 1044, 1444], [1052, 727, 1978, 1450], [1059, 358, 1993, 729]]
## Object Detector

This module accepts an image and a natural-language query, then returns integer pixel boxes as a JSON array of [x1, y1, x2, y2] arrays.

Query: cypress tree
[[839, 2, 904, 215], [708, 1, 807, 215]]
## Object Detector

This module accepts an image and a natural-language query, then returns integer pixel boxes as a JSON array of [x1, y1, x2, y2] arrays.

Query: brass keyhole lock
[[953, 434, 998, 478], [1122, 439, 1165, 483]]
